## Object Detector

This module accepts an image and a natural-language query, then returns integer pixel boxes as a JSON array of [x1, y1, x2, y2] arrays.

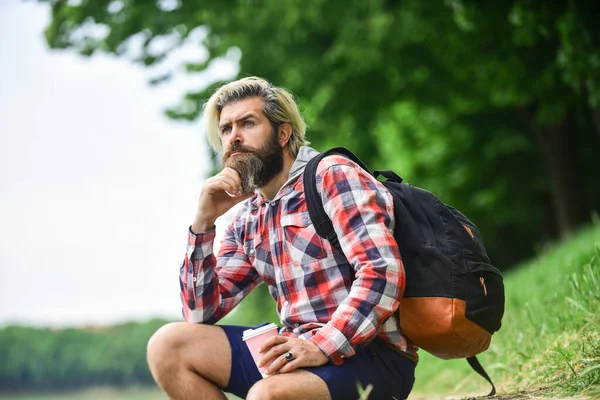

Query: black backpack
[[303, 147, 505, 396]]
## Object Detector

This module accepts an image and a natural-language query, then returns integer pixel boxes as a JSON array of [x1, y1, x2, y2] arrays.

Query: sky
[[0, 0, 237, 327]]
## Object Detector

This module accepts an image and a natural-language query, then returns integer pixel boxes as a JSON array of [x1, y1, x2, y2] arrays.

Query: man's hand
[[257, 336, 329, 375], [191, 167, 253, 233]]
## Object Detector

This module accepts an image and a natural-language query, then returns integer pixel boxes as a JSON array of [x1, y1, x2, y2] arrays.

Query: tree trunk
[[593, 108, 600, 141], [532, 115, 589, 236]]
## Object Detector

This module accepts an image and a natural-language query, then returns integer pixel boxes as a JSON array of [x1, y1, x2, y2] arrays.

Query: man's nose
[[227, 125, 243, 145]]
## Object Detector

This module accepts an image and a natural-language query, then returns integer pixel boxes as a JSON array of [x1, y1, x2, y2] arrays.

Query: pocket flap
[[280, 210, 312, 228]]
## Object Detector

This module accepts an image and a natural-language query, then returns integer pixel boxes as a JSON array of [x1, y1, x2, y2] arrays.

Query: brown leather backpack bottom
[[399, 297, 491, 360]]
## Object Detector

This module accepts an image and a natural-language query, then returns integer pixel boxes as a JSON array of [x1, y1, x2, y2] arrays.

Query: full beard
[[222, 128, 284, 195]]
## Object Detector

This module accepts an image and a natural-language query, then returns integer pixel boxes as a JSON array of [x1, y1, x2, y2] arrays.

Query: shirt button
[[249, 249, 255, 255], [294, 323, 300, 328], [193, 277, 196, 282], [283, 300, 289, 306], [271, 202, 276, 207]]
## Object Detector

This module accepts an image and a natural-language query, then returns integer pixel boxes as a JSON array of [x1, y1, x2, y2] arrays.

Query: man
[[147, 77, 417, 400]]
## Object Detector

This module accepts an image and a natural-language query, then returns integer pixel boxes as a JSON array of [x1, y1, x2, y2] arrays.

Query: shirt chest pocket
[[280, 210, 327, 265]]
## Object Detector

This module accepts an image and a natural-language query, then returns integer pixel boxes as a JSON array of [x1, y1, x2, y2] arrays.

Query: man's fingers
[[220, 168, 243, 189], [210, 181, 239, 197], [220, 167, 242, 181], [261, 339, 330, 375], [277, 357, 301, 374], [265, 351, 299, 375], [259, 335, 288, 352], [206, 175, 241, 197], [257, 336, 290, 369], [258, 343, 288, 368]]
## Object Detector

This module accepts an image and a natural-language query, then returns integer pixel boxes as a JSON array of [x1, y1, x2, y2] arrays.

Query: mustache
[[223, 143, 257, 161]]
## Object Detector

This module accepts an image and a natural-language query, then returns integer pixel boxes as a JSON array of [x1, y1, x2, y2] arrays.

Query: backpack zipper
[[480, 276, 488, 296]]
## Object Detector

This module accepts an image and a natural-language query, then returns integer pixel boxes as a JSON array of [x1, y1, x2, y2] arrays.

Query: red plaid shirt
[[181, 147, 418, 365]]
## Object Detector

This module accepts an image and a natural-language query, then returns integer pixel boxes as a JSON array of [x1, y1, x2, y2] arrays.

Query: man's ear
[[278, 122, 293, 147]]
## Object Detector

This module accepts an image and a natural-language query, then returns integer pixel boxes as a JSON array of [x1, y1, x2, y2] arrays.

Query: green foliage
[[0, 319, 166, 391], [356, 382, 374, 400], [412, 223, 600, 397], [219, 285, 279, 327], [17, 1, 600, 396], [555, 245, 600, 397], [37, 0, 600, 268]]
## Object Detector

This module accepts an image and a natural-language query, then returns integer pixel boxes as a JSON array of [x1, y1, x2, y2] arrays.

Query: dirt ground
[[410, 388, 594, 400]]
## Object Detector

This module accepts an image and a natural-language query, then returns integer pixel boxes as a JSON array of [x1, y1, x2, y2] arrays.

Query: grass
[[410, 223, 600, 399]]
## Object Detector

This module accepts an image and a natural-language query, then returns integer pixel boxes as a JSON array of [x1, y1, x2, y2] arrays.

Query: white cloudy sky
[[0, 0, 237, 327]]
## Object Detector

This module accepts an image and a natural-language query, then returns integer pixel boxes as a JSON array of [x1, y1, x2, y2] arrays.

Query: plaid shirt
[[181, 146, 418, 365]]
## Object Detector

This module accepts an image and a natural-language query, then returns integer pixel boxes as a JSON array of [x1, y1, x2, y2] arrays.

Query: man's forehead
[[219, 97, 265, 123]]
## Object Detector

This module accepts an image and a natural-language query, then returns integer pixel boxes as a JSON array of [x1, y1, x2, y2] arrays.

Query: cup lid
[[242, 323, 279, 340]]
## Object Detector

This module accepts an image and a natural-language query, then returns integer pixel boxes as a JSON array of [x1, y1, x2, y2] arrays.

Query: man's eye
[[244, 120, 254, 126], [221, 126, 231, 134]]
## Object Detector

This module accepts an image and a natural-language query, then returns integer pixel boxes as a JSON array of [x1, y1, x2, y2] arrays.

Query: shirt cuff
[[307, 324, 355, 365], [187, 226, 216, 259]]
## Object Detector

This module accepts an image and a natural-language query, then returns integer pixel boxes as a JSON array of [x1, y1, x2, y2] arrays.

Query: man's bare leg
[[147, 322, 231, 400], [246, 370, 331, 400]]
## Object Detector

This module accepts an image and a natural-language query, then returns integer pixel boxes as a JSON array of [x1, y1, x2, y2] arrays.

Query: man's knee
[[147, 322, 188, 377], [146, 322, 232, 389], [246, 378, 279, 400], [247, 371, 331, 400]]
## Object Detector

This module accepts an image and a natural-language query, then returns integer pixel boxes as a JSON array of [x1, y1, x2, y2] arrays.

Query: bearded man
[[147, 77, 418, 400]]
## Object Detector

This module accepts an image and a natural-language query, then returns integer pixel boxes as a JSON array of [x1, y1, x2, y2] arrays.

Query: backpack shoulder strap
[[303, 147, 370, 251]]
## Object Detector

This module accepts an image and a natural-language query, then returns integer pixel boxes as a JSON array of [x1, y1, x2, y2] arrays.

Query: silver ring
[[284, 352, 293, 362]]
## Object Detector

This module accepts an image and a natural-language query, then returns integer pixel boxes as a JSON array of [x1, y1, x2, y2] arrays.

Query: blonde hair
[[203, 77, 308, 156]]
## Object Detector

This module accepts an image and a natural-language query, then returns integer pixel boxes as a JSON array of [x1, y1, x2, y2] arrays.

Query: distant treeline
[[0, 287, 279, 392], [0, 319, 166, 391]]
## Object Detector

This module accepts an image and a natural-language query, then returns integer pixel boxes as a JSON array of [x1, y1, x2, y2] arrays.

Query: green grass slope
[[410, 223, 600, 399]]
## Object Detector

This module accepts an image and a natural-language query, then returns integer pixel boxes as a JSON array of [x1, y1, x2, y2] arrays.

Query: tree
[[39, 0, 600, 267], [0, 321, 165, 391]]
